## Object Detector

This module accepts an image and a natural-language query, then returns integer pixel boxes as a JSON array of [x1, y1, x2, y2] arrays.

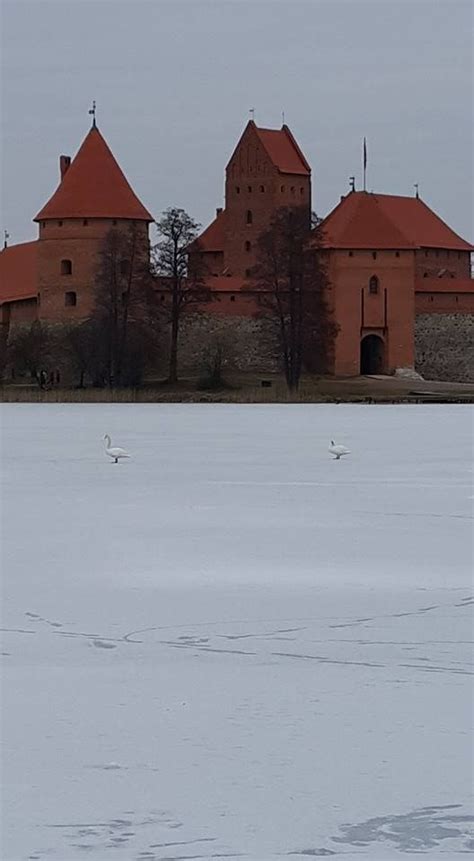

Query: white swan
[[103, 434, 130, 464], [329, 440, 350, 460]]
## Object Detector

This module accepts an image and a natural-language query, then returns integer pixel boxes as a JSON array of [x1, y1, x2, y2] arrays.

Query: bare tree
[[92, 225, 158, 387], [64, 321, 108, 388], [250, 206, 337, 392], [153, 208, 210, 383], [8, 321, 52, 386]]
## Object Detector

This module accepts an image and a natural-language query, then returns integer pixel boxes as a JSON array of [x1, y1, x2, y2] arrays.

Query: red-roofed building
[[0, 122, 152, 328], [318, 191, 473, 374], [0, 241, 38, 325], [190, 120, 311, 279], [1, 118, 473, 381]]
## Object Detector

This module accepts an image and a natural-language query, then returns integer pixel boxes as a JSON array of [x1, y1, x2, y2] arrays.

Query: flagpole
[[363, 137, 367, 192]]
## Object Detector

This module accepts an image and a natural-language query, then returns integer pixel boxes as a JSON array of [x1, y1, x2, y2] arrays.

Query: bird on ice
[[103, 434, 130, 464], [329, 440, 350, 460]]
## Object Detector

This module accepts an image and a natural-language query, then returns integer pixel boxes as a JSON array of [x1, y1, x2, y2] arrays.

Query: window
[[369, 275, 379, 294], [300, 187, 304, 195], [423, 272, 428, 277], [120, 259, 130, 275], [42, 222, 46, 228], [246, 210, 253, 225], [259, 185, 265, 192], [160, 295, 165, 302], [37, 292, 41, 306], [429, 295, 434, 302], [60, 259, 72, 275], [58, 220, 63, 227], [455, 295, 458, 303], [83, 219, 88, 226], [290, 186, 295, 195], [348, 251, 354, 257], [372, 251, 377, 260], [245, 268, 251, 277], [65, 291, 77, 307], [248, 185, 252, 193], [245, 240, 251, 252], [280, 185, 285, 193], [112, 220, 117, 226], [121, 291, 128, 304], [425, 250, 429, 257], [236, 186, 240, 194], [395, 251, 400, 257], [230, 295, 236, 302]]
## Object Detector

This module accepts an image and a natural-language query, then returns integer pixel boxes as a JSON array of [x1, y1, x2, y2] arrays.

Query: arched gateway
[[360, 334, 385, 375]]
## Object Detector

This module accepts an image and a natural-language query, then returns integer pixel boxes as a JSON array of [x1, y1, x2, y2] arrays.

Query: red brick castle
[[1, 118, 473, 380]]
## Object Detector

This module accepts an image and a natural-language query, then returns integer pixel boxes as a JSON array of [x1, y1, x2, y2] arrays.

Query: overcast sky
[[1, 0, 472, 246]]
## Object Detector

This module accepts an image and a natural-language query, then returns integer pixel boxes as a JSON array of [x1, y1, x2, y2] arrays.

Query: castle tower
[[223, 120, 311, 276], [34, 123, 153, 322], [190, 120, 311, 280]]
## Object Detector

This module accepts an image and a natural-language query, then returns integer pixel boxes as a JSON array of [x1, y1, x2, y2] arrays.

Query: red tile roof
[[35, 126, 153, 222], [320, 191, 473, 251], [0, 241, 38, 303], [193, 209, 226, 252], [254, 123, 310, 176]]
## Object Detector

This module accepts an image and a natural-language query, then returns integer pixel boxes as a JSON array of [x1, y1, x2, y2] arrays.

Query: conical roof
[[35, 125, 153, 222]]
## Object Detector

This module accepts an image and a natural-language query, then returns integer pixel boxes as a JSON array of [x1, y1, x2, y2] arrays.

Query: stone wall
[[415, 314, 474, 382], [176, 313, 281, 375]]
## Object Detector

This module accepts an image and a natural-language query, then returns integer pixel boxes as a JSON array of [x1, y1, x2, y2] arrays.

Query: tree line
[[5, 205, 336, 393]]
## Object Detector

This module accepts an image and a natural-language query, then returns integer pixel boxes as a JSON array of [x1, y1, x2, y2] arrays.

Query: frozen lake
[[1, 403, 473, 860]]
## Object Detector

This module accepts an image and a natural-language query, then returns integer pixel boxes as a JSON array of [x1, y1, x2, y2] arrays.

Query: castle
[[1, 118, 473, 380]]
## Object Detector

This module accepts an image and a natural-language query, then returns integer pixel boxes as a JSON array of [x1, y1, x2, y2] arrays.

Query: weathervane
[[414, 182, 419, 199], [349, 176, 356, 192], [88, 99, 97, 127], [282, 110, 285, 125], [249, 107, 255, 121], [4, 229, 9, 249]]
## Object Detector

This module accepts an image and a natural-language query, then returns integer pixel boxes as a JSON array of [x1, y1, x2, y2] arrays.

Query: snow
[[1, 403, 473, 860]]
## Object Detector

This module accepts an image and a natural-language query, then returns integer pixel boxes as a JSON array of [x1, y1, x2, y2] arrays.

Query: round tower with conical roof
[[34, 124, 153, 321]]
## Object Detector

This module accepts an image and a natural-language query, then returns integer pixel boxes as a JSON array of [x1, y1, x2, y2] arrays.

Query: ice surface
[[1, 403, 473, 860]]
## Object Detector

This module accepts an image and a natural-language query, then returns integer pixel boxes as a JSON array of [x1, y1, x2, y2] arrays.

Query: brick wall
[[328, 249, 415, 375], [37, 218, 149, 322], [224, 123, 310, 277], [415, 248, 471, 279]]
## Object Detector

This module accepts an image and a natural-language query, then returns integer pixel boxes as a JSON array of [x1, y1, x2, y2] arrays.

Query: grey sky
[[1, 0, 472, 246]]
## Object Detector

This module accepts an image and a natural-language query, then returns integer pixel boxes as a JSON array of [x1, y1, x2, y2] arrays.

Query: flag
[[363, 137, 367, 171]]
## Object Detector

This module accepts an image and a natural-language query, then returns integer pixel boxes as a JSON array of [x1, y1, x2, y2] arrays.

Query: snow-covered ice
[[1, 403, 473, 860]]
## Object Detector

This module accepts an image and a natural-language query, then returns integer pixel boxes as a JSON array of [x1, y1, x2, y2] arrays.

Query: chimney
[[60, 155, 71, 180], [216, 207, 223, 217]]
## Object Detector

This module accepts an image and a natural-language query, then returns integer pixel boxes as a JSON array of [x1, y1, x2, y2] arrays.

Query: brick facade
[[1, 119, 473, 381]]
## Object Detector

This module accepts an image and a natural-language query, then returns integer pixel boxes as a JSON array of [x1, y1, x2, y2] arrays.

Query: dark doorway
[[360, 335, 385, 375]]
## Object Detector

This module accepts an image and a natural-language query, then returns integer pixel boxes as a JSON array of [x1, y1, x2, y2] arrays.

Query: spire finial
[[282, 110, 285, 126], [3, 229, 9, 249], [249, 107, 255, 122], [414, 182, 419, 199], [349, 176, 356, 192], [88, 99, 97, 128]]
